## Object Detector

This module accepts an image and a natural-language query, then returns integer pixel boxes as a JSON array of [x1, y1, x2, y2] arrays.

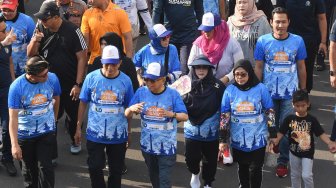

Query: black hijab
[[183, 57, 225, 125], [232, 59, 260, 91], [100, 32, 126, 58]]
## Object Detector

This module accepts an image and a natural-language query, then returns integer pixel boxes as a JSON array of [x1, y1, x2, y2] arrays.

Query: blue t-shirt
[[129, 86, 187, 155], [4, 13, 35, 76], [184, 112, 220, 141], [133, 44, 180, 82], [203, 0, 220, 15], [254, 33, 307, 99], [221, 83, 273, 152], [79, 70, 134, 144], [8, 73, 61, 139]]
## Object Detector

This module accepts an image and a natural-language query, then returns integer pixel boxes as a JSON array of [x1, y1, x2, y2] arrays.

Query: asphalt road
[[1, 1, 336, 187]]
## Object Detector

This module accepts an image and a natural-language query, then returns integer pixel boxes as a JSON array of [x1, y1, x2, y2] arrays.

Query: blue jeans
[[273, 99, 294, 165], [171, 42, 193, 76], [0, 87, 13, 163], [142, 151, 176, 188]]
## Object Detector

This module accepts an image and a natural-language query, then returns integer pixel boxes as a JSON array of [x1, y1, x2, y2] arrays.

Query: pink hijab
[[193, 21, 230, 65], [230, 0, 265, 27]]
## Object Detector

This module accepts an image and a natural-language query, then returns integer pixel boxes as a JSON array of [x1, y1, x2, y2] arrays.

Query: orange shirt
[[81, 2, 131, 64]]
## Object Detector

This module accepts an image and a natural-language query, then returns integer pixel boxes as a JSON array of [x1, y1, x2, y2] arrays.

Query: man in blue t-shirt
[[254, 7, 307, 178], [8, 56, 61, 187], [276, 0, 327, 90], [75, 46, 134, 188], [0, 0, 35, 77]]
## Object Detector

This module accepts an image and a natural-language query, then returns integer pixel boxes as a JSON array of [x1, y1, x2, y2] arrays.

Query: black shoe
[[3, 161, 17, 176], [121, 164, 127, 175]]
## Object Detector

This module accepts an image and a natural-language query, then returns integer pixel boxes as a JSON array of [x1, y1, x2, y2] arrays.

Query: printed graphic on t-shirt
[[168, 0, 191, 6], [184, 112, 219, 141], [289, 119, 312, 151], [231, 25, 260, 51]]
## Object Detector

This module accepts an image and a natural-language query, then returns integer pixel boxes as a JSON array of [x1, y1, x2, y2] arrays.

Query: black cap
[[189, 55, 215, 68], [34, 1, 60, 20]]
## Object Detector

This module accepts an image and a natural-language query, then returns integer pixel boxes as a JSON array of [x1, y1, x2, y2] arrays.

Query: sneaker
[[276, 164, 288, 178], [2, 161, 17, 176], [121, 163, 128, 175], [190, 172, 201, 188], [204, 186, 212, 188], [223, 147, 233, 165], [70, 143, 81, 155]]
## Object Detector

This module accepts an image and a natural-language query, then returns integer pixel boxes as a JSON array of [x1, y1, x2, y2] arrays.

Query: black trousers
[[185, 138, 219, 186], [19, 133, 55, 188], [304, 39, 319, 93], [58, 90, 80, 143], [232, 147, 266, 188], [86, 140, 127, 188]]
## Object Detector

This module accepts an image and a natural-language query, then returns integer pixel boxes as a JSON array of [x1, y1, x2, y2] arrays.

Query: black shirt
[[37, 20, 87, 91], [280, 114, 325, 159], [0, 45, 12, 88]]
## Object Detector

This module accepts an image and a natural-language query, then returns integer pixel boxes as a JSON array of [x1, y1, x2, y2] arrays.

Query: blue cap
[[198, 12, 221, 32]]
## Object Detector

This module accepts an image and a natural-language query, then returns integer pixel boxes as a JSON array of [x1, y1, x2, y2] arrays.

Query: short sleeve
[[254, 37, 265, 61], [129, 88, 141, 106], [79, 75, 91, 103], [172, 90, 187, 113], [123, 77, 134, 107], [168, 45, 181, 73], [72, 27, 88, 53], [316, 0, 326, 14], [118, 10, 132, 34], [80, 10, 90, 35], [8, 82, 22, 109], [296, 37, 307, 61], [221, 86, 232, 113], [26, 17, 36, 42], [51, 74, 62, 96], [330, 20, 336, 42], [133, 47, 144, 68], [279, 116, 291, 134]]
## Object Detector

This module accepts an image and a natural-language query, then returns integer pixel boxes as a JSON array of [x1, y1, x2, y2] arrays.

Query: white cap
[[153, 24, 172, 38], [198, 12, 221, 32], [101, 45, 120, 64], [143, 62, 165, 80]]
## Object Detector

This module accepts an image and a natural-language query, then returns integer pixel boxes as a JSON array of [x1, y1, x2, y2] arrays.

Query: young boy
[[271, 90, 336, 188]]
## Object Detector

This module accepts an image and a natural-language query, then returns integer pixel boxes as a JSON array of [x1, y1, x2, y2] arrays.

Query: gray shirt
[[228, 16, 271, 66]]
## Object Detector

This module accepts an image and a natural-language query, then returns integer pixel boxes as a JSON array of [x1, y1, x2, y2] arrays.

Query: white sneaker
[[190, 172, 201, 188], [204, 186, 212, 188], [70, 143, 81, 154]]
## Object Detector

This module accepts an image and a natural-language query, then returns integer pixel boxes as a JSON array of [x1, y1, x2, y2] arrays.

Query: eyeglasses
[[194, 65, 209, 70], [0, 26, 7, 33], [144, 78, 162, 83], [234, 72, 248, 78], [41, 16, 52, 23], [161, 35, 171, 41]]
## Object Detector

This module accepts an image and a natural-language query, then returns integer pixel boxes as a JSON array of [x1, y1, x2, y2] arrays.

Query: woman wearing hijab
[[219, 59, 277, 188], [89, 32, 139, 92], [188, 12, 244, 85], [183, 55, 225, 188], [228, 0, 271, 67], [133, 24, 181, 86]]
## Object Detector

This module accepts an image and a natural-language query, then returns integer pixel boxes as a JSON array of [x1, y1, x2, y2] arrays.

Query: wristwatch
[[74, 82, 83, 88], [330, 71, 335, 76]]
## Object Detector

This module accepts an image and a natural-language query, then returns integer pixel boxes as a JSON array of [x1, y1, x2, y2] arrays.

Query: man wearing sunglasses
[[8, 55, 61, 187], [0, 0, 35, 78], [27, 1, 87, 157], [0, 14, 18, 177]]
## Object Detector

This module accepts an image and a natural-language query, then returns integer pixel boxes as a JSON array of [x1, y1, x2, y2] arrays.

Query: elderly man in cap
[[0, 0, 35, 77], [125, 62, 188, 188], [45, 0, 87, 27], [27, 1, 87, 157], [75, 45, 134, 188], [8, 55, 61, 188]]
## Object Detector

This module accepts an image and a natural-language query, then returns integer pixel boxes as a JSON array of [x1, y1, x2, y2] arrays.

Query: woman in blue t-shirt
[[183, 55, 225, 188], [219, 59, 276, 188]]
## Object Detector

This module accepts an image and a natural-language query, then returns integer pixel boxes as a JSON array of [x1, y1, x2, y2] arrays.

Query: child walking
[[271, 90, 336, 188]]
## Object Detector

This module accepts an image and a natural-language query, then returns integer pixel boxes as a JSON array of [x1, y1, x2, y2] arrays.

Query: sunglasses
[[194, 65, 209, 70], [234, 72, 248, 78], [144, 78, 161, 83], [161, 35, 171, 41]]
